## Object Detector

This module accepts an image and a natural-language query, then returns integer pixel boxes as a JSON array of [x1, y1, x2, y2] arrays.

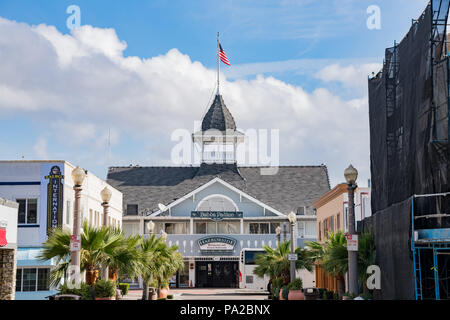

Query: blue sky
[[0, 0, 430, 186]]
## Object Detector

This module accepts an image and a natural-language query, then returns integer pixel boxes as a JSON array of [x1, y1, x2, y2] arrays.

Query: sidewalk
[[121, 288, 269, 300]]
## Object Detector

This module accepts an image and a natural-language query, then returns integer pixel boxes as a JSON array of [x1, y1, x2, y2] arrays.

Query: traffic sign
[[70, 235, 81, 252], [288, 253, 298, 261], [346, 234, 358, 251]]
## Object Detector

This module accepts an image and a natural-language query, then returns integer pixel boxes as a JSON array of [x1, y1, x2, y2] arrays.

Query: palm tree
[[254, 240, 313, 285], [307, 230, 348, 298], [39, 222, 141, 286], [139, 235, 184, 300]]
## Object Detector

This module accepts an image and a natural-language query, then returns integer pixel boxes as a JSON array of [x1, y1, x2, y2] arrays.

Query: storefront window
[[207, 222, 217, 234], [249, 223, 259, 234], [195, 222, 207, 234], [217, 221, 240, 234], [270, 222, 280, 234], [165, 222, 187, 234], [260, 223, 269, 234], [249, 222, 279, 234]]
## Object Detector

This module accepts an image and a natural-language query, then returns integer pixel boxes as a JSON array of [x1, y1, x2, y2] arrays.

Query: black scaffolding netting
[[366, 1, 449, 299]]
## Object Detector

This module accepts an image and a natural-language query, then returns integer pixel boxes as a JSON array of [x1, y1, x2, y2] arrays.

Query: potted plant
[[159, 279, 169, 299], [279, 285, 289, 300], [342, 292, 355, 300], [118, 283, 130, 296], [287, 278, 304, 300], [94, 279, 116, 300]]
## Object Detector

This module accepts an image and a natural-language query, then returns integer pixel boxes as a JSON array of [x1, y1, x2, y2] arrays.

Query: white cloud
[[315, 63, 382, 91], [33, 137, 49, 159], [0, 17, 372, 186]]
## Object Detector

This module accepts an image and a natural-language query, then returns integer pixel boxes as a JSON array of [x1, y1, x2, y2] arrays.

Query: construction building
[[362, 0, 450, 300]]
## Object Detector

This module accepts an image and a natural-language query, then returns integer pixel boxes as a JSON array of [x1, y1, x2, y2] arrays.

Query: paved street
[[123, 289, 269, 300]]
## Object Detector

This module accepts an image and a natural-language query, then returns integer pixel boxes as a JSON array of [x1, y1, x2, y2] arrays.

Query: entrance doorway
[[195, 261, 239, 288]]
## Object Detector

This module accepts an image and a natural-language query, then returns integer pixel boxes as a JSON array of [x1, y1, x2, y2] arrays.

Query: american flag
[[218, 43, 230, 66]]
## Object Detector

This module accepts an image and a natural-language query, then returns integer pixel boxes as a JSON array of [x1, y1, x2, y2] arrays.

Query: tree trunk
[[336, 275, 345, 299], [142, 281, 148, 300], [85, 266, 98, 285]]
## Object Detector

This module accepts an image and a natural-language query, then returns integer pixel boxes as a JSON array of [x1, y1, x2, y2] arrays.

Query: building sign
[[191, 211, 243, 221], [198, 236, 237, 251], [0, 220, 7, 247], [45, 166, 64, 235], [70, 234, 81, 252], [346, 234, 358, 251]]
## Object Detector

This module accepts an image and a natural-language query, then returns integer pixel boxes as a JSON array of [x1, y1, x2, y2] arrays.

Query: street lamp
[[146, 221, 155, 235], [71, 166, 86, 284], [100, 187, 112, 227], [100, 186, 112, 280], [275, 225, 281, 244], [344, 164, 358, 296], [288, 211, 297, 283]]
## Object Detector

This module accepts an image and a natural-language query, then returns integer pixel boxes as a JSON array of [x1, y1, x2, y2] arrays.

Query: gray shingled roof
[[107, 163, 330, 216], [201, 95, 236, 131]]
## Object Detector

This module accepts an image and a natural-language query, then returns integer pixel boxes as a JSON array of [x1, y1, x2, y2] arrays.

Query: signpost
[[288, 253, 298, 261], [346, 234, 358, 251], [70, 234, 81, 252]]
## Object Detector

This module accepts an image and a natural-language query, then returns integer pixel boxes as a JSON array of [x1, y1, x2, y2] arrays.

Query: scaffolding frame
[[411, 192, 450, 300]]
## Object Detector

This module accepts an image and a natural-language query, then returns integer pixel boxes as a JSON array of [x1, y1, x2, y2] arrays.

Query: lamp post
[[101, 187, 112, 227], [100, 186, 112, 280], [344, 164, 359, 296], [275, 226, 281, 245], [160, 230, 167, 241], [146, 220, 155, 235], [71, 166, 86, 284], [288, 211, 297, 283]]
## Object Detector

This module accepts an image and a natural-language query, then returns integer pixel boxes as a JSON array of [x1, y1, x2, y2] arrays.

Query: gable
[[152, 178, 282, 218]]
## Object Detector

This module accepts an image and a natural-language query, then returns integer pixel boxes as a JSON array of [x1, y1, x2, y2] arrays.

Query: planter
[[159, 288, 169, 299], [342, 296, 349, 300], [95, 297, 116, 300], [288, 290, 305, 300], [279, 290, 285, 300]]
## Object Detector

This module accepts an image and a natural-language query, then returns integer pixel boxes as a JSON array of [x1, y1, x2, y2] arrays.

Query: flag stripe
[[217, 42, 231, 66]]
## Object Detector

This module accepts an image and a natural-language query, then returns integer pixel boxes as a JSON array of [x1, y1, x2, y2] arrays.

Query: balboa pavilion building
[[107, 93, 330, 289]]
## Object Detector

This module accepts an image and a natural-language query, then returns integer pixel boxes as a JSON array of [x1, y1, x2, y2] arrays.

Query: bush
[[59, 282, 93, 300], [167, 294, 174, 300], [287, 278, 303, 291], [158, 297, 167, 300], [273, 287, 280, 300], [342, 292, 356, 300], [281, 286, 289, 300], [94, 279, 116, 298], [321, 290, 335, 300], [118, 283, 130, 296]]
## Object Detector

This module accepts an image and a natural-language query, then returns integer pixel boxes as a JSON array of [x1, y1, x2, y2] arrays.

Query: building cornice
[[312, 183, 347, 209]]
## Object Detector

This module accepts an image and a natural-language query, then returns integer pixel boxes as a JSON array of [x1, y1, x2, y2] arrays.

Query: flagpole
[[217, 32, 220, 95]]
